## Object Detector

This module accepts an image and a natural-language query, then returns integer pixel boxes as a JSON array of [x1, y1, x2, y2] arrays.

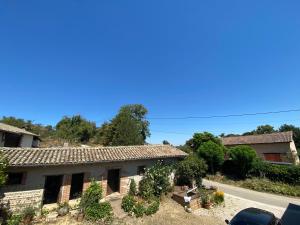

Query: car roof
[[231, 208, 275, 225]]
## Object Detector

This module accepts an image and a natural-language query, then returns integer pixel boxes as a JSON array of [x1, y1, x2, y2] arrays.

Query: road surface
[[203, 179, 300, 208]]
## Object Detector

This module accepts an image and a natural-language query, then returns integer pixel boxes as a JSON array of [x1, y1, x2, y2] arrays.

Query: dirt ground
[[36, 197, 224, 225]]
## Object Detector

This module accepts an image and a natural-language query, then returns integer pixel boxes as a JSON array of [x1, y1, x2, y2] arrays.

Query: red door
[[264, 153, 282, 162]]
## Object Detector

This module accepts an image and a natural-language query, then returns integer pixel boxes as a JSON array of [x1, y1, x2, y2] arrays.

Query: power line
[[147, 108, 300, 120]]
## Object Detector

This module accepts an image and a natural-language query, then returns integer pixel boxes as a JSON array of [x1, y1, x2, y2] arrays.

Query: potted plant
[[201, 194, 211, 209], [57, 202, 69, 216]]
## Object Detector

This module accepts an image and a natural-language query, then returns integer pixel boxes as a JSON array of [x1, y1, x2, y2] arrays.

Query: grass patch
[[207, 175, 300, 197]]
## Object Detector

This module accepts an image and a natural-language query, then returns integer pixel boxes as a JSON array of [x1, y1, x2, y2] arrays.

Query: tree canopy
[[185, 132, 221, 152], [197, 140, 224, 174], [56, 115, 96, 143]]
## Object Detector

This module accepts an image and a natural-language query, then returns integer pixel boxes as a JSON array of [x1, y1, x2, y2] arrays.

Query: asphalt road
[[203, 179, 300, 208]]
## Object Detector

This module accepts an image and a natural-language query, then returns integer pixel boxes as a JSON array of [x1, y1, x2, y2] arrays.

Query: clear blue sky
[[1, 1, 300, 145]]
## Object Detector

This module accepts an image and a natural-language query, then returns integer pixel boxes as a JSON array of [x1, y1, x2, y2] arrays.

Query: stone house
[[0, 123, 40, 148], [0, 145, 186, 211], [221, 131, 299, 165]]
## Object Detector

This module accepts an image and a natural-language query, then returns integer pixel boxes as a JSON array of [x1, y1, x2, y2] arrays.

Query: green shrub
[[132, 202, 145, 218], [84, 202, 113, 222], [79, 180, 102, 211], [129, 179, 137, 196], [7, 214, 22, 225], [139, 161, 172, 198], [251, 160, 300, 185], [198, 141, 224, 174], [175, 155, 207, 187], [241, 178, 300, 197], [144, 200, 160, 216], [121, 195, 135, 213], [21, 206, 36, 223], [139, 178, 155, 200], [229, 145, 257, 178]]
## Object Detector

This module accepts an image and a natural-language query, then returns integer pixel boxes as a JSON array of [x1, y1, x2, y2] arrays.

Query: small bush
[[22, 206, 35, 223], [7, 214, 22, 225], [121, 195, 135, 213], [144, 200, 159, 216], [176, 155, 207, 187], [80, 180, 102, 211], [129, 179, 137, 196], [84, 202, 113, 222], [132, 202, 145, 218], [139, 178, 155, 200], [213, 191, 224, 204]]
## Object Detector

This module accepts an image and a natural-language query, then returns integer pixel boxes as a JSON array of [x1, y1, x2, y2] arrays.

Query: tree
[[175, 155, 207, 187], [197, 141, 224, 174], [243, 124, 275, 136], [279, 124, 300, 150], [95, 122, 114, 146], [56, 115, 96, 143], [97, 104, 150, 146], [229, 145, 257, 178], [186, 132, 221, 152], [162, 140, 170, 145]]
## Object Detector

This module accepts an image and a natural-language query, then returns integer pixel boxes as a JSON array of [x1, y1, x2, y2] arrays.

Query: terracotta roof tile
[[221, 131, 293, 146], [0, 145, 187, 167]]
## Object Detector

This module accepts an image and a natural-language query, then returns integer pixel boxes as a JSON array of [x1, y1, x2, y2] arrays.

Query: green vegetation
[[198, 141, 224, 174], [121, 195, 135, 213], [129, 179, 137, 196], [79, 180, 113, 222], [185, 132, 221, 153], [208, 175, 300, 197], [175, 155, 207, 187], [139, 161, 172, 199], [229, 145, 257, 178], [1, 104, 150, 147], [56, 115, 96, 143], [0, 151, 8, 187], [251, 160, 300, 185], [79, 180, 103, 211]]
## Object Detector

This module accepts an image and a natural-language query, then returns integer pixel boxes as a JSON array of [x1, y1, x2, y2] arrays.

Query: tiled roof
[[0, 145, 187, 167], [0, 123, 39, 137], [221, 131, 293, 146]]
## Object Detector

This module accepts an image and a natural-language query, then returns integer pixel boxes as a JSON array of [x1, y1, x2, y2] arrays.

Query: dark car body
[[226, 208, 282, 225]]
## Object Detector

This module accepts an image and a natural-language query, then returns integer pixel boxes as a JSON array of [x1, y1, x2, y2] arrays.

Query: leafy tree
[[198, 141, 224, 174], [243, 124, 275, 136], [97, 104, 150, 146], [177, 145, 193, 154], [229, 145, 257, 178], [279, 124, 300, 150], [56, 115, 96, 143], [162, 140, 170, 145], [175, 155, 207, 187], [186, 132, 221, 152]]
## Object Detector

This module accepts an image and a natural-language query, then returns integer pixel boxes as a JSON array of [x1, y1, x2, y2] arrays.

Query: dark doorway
[[43, 175, 63, 204], [4, 133, 22, 147], [107, 169, 120, 195], [70, 173, 84, 200]]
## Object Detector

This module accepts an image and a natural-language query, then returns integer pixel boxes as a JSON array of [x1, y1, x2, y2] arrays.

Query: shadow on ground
[[281, 203, 300, 225]]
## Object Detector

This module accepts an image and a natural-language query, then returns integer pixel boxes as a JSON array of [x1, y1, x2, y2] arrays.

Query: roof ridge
[[221, 130, 293, 139]]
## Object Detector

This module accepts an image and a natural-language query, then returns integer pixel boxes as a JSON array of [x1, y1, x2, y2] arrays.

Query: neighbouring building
[[0, 145, 186, 211], [221, 131, 299, 165], [0, 123, 40, 148]]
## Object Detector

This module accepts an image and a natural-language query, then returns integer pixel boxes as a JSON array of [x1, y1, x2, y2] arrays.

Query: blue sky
[[1, 1, 300, 145]]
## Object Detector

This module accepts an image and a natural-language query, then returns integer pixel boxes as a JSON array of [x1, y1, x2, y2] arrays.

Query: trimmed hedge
[[250, 160, 300, 185]]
